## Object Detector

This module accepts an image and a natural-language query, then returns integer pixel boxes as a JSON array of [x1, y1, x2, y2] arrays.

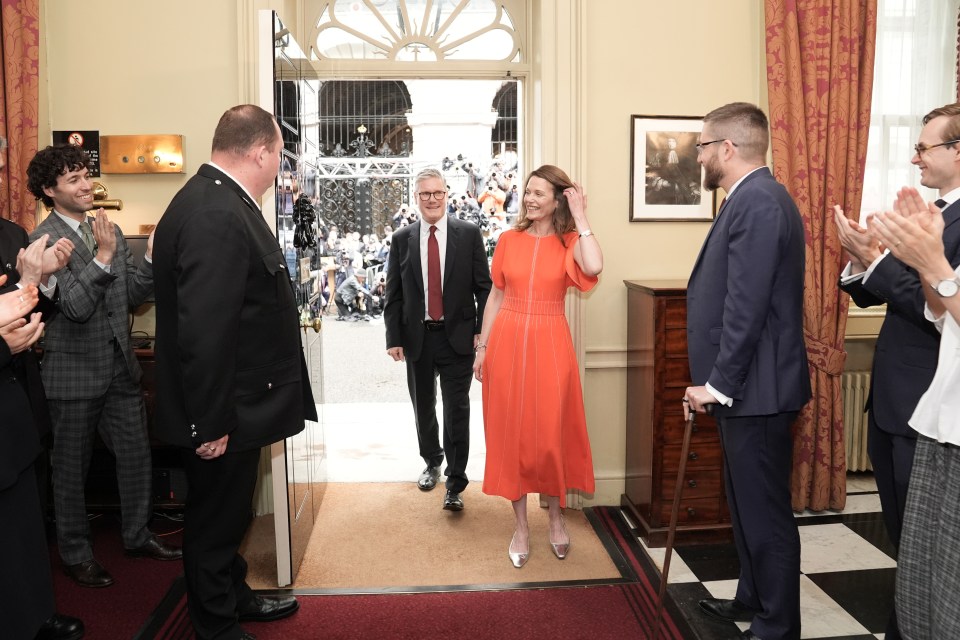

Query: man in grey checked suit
[[27, 144, 181, 589]]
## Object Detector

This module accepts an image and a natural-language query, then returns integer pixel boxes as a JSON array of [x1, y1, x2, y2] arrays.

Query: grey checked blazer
[[30, 212, 153, 400]]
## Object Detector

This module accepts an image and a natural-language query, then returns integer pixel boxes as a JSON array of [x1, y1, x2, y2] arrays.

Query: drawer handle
[[686, 507, 696, 517], [687, 479, 697, 488], [688, 451, 698, 461]]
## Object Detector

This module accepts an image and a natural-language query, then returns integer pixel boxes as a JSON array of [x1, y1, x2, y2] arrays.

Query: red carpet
[[48, 512, 184, 640], [135, 506, 689, 640]]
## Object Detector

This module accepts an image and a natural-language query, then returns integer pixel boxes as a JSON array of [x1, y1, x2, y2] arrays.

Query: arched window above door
[[306, 0, 525, 63]]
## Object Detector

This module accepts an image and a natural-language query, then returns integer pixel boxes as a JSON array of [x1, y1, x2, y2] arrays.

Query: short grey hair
[[0, 136, 7, 151], [414, 168, 444, 191]]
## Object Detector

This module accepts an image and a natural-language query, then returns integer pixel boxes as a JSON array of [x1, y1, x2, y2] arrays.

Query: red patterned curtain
[[765, 0, 878, 512], [0, 0, 39, 231]]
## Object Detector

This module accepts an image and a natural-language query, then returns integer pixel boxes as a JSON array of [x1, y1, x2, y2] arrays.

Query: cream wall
[[580, 0, 765, 504], [38, 0, 767, 507], [39, 0, 242, 235]]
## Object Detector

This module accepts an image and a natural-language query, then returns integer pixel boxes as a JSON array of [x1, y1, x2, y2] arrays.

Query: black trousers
[[1, 463, 55, 640], [181, 448, 260, 640], [719, 411, 801, 640], [405, 329, 473, 492]]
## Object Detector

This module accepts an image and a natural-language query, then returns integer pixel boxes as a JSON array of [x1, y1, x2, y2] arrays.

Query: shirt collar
[[725, 166, 766, 199], [420, 214, 448, 236], [939, 186, 960, 207]]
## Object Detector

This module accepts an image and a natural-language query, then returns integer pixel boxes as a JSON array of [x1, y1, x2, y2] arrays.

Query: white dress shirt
[[910, 268, 960, 445], [419, 214, 448, 320]]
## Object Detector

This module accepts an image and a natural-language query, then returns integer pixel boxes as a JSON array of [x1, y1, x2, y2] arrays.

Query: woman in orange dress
[[473, 165, 603, 568]]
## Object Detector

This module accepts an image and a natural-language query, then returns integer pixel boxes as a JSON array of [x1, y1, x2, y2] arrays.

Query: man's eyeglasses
[[417, 191, 447, 201], [695, 139, 737, 153], [914, 139, 960, 158]]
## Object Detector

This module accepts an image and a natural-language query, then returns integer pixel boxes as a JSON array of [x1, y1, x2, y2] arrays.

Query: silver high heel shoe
[[508, 531, 529, 568], [550, 516, 570, 560]]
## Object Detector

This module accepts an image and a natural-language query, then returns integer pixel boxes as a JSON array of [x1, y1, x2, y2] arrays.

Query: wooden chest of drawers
[[621, 280, 732, 546]]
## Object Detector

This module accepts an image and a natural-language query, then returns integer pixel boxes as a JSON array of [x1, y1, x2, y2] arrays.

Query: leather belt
[[424, 320, 445, 331]]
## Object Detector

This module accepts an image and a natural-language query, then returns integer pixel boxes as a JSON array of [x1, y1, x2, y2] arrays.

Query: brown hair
[[211, 104, 279, 156], [922, 102, 960, 144], [514, 165, 576, 244], [703, 102, 769, 161]]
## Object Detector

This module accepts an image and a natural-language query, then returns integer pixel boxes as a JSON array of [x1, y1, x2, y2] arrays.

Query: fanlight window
[[309, 0, 521, 62]]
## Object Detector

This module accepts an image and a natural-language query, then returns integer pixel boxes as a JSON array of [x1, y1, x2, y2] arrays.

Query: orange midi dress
[[481, 229, 598, 507]]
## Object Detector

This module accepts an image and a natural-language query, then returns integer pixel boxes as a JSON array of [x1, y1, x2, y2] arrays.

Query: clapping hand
[[870, 187, 945, 273], [0, 277, 38, 325], [832, 205, 881, 269], [0, 312, 43, 354]]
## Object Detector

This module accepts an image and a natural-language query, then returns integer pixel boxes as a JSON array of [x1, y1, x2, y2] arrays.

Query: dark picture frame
[[629, 114, 716, 221]]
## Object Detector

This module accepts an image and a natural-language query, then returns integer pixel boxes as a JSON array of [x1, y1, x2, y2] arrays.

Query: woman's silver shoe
[[550, 540, 569, 560], [550, 516, 570, 559], [509, 531, 529, 568]]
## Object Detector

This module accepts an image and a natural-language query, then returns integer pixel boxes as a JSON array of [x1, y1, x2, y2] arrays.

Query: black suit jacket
[[0, 218, 59, 488], [686, 168, 811, 417], [839, 199, 960, 437], [383, 217, 491, 360], [151, 164, 316, 451]]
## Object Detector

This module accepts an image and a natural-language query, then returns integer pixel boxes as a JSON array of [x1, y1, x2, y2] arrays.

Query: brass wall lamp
[[91, 182, 122, 210]]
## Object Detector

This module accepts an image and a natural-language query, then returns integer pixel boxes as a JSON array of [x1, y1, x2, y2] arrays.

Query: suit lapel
[[690, 168, 770, 278], [443, 218, 459, 299], [45, 212, 94, 265], [408, 221, 424, 294]]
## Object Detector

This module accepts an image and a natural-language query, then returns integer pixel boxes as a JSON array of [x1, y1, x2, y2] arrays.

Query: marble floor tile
[[797, 493, 883, 519], [797, 576, 872, 639], [806, 568, 896, 634], [846, 472, 878, 494], [638, 537, 698, 583], [800, 523, 896, 574], [702, 577, 872, 639]]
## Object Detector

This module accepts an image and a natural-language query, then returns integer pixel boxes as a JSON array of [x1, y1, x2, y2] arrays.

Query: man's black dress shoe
[[443, 490, 464, 511], [35, 613, 84, 640], [417, 466, 440, 491], [698, 597, 758, 622], [63, 559, 113, 588], [238, 595, 300, 622], [125, 535, 183, 561]]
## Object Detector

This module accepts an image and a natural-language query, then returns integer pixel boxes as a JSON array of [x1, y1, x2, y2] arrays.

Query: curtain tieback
[[803, 332, 847, 377]]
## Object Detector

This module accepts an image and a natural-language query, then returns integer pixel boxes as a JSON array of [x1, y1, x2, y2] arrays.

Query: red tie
[[428, 225, 442, 320]]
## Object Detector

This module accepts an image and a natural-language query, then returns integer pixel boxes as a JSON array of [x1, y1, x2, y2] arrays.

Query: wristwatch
[[931, 277, 960, 297]]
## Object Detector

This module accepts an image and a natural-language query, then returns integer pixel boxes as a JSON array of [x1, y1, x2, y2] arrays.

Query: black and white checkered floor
[[628, 473, 894, 639]]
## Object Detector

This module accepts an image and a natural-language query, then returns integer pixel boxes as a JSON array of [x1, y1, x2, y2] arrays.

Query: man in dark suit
[[384, 168, 491, 510], [152, 104, 317, 640], [834, 102, 960, 640], [27, 144, 181, 589], [1, 137, 84, 639], [684, 103, 811, 640]]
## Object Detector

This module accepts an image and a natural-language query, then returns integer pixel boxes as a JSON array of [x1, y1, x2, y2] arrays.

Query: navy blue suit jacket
[[686, 167, 811, 417], [839, 199, 960, 437]]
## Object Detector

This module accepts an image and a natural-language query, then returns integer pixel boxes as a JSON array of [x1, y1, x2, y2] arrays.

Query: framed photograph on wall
[[629, 115, 716, 221]]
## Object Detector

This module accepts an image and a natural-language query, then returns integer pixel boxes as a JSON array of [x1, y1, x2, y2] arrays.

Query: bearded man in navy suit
[[684, 102, 811, 640]]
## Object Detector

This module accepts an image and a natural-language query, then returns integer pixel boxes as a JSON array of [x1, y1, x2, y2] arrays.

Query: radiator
[[841, 371, 873, 472]]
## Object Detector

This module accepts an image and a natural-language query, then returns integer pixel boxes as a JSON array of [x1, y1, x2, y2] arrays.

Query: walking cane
[[652, 406, 697, 640]]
